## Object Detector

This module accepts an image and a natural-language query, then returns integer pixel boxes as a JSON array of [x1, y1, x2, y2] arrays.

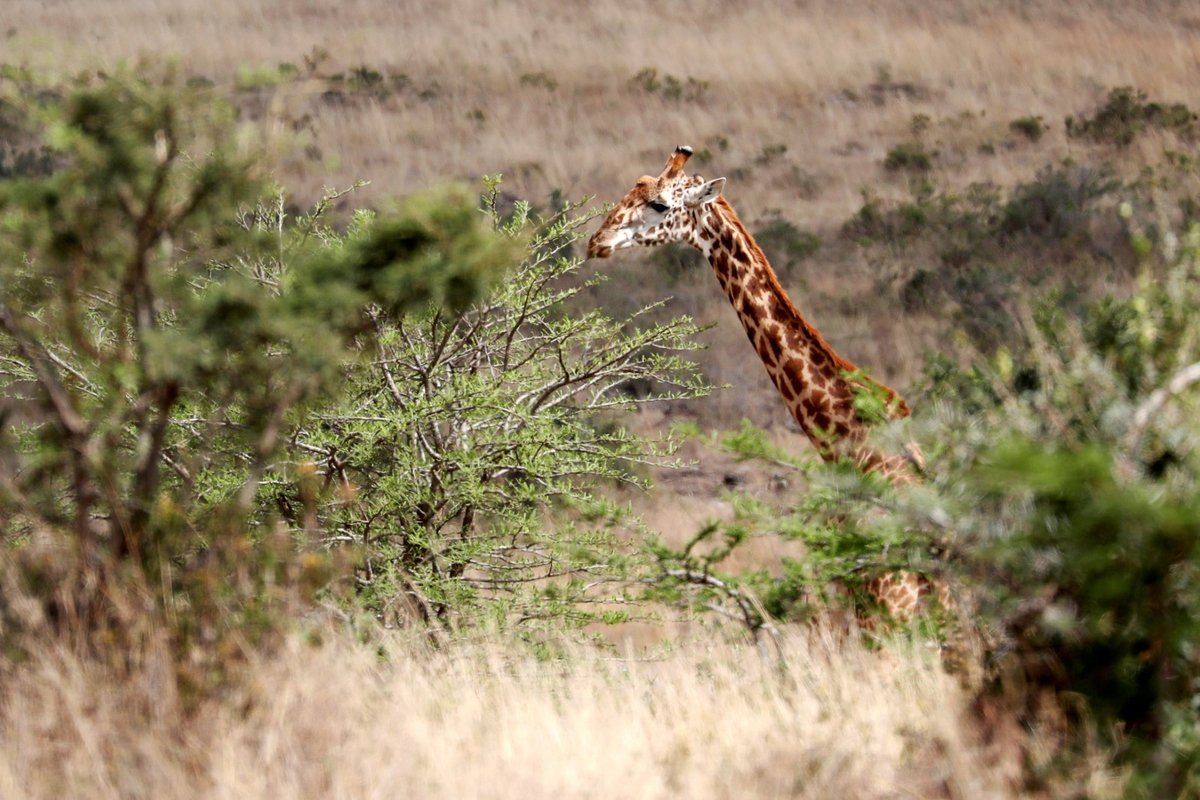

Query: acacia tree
[[0, 65, 711, 657], [211, 181, 710, 631], [0, 68, 514, 663]]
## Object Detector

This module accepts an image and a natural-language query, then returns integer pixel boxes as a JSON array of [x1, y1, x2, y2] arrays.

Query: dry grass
[[6, 0, 1198, 221], [7, 1, 1198, 425], [0, 626, 1032, 799]]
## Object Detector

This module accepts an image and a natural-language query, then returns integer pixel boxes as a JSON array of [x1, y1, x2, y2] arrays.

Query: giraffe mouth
[[586, 227, 624, 259], [586, 239, 613, 259]]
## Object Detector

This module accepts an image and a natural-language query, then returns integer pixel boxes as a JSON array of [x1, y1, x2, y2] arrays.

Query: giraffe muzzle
[[586, 230, 617, 259]]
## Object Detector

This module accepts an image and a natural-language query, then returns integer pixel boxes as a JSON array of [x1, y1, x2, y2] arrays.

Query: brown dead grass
[[6, 0, 1198, 222], [7, 2, 1197, 423], [0, 626, 1036, 799]]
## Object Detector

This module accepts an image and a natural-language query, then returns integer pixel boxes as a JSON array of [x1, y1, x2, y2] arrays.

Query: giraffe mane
[[712, 196, 862, 378]]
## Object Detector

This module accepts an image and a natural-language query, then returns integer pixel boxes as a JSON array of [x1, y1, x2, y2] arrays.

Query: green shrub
[[1000, 163, 1119, 243], [1009, 115, 1047, 142], [753, 215, 820, 274], [348, 65, 384, 93], [236, 63, 287, 90], [302, 46, 330, 76], [918, 223, 1200, 793], [0, 144, 53, 180], [519, 71, 558, 91], [883, 142, 933, 172], [842, 192, 892, 242], [754, 143, 788, 166], [849, 166, 1124, 348], [1067, 86, 1198, 146], [628, 68, 709, 102], [646, 239, 708, 284], [0, 66, 513, 687], [899, 268, 938, 312], [252, 178, 709, 631]]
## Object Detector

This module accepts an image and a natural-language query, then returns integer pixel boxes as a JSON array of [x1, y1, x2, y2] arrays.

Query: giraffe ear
[[686, 177, 726, 207]]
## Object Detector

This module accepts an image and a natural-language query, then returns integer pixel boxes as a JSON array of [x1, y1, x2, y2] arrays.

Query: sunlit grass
[[0, 627, 1025, 799]]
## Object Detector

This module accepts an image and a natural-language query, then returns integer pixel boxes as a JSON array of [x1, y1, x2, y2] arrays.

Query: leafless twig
[[1123, 360, 1200, 474]]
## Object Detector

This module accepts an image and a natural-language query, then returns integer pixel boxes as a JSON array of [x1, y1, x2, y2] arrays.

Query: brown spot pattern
[[587, 157, 915, 487]]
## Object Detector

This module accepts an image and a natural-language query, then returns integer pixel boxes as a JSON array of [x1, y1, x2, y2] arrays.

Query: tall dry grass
[[0, 627, 1034, 799], [6, 0, 1199, 222], [8, 2, 1198, 419]]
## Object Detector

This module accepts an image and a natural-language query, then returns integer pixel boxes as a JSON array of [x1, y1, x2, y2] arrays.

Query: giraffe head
[[586, 145, 726, 259]]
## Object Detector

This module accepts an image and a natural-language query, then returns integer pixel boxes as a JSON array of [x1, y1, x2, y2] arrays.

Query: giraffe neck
[[685, 197, 910, 465]]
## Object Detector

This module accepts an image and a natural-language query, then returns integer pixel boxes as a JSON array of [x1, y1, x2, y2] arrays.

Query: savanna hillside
[[9, 0, 1200, 426], [3, 2, 1200, 798]]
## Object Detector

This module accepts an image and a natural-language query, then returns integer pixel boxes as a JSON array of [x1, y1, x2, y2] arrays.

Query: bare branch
[[1123, 359, 1200, 471], [0, 302, 88, 438]]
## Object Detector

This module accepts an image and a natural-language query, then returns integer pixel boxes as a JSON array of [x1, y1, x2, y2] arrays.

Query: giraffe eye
[[647, 200, 670, 214]]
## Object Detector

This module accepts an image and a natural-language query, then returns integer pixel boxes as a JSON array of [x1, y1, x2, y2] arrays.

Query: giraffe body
[[588, 145, 946, 619], [864, 569, 955, 622]]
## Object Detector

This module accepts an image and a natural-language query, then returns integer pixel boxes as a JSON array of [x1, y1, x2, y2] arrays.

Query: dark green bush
[[918, 224, 1200, 794], [884, 142, 933, 172], [0, 67, 513, 687], [910, 113, 932, 136], [348, 65, 384, 93], [754, 143, 788, 166], [849, 165, 1126, 349], [646, 239, 708, 284], [842, 193, 893, 241], [519, 71, 557, 91], [0, 145, 53, 179], [753, 216, 821, 274], [1000, 163, 1119, 243], [1009, 115, 1047, 142], [1067, 86, 1198, 147], [628, 68, 709, 102]]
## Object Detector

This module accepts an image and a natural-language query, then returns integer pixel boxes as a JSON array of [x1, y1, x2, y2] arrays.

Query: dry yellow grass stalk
[[0, 629, 1027, 799]]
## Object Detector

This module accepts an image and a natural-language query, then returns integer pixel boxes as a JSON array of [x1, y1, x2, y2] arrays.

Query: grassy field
[[0, 629, 1043, 799], [8, 1, 1198, 429], [6, 0, 1197, 219]]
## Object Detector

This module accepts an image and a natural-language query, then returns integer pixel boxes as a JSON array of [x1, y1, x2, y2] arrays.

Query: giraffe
[[587, 145, 950, 623]]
